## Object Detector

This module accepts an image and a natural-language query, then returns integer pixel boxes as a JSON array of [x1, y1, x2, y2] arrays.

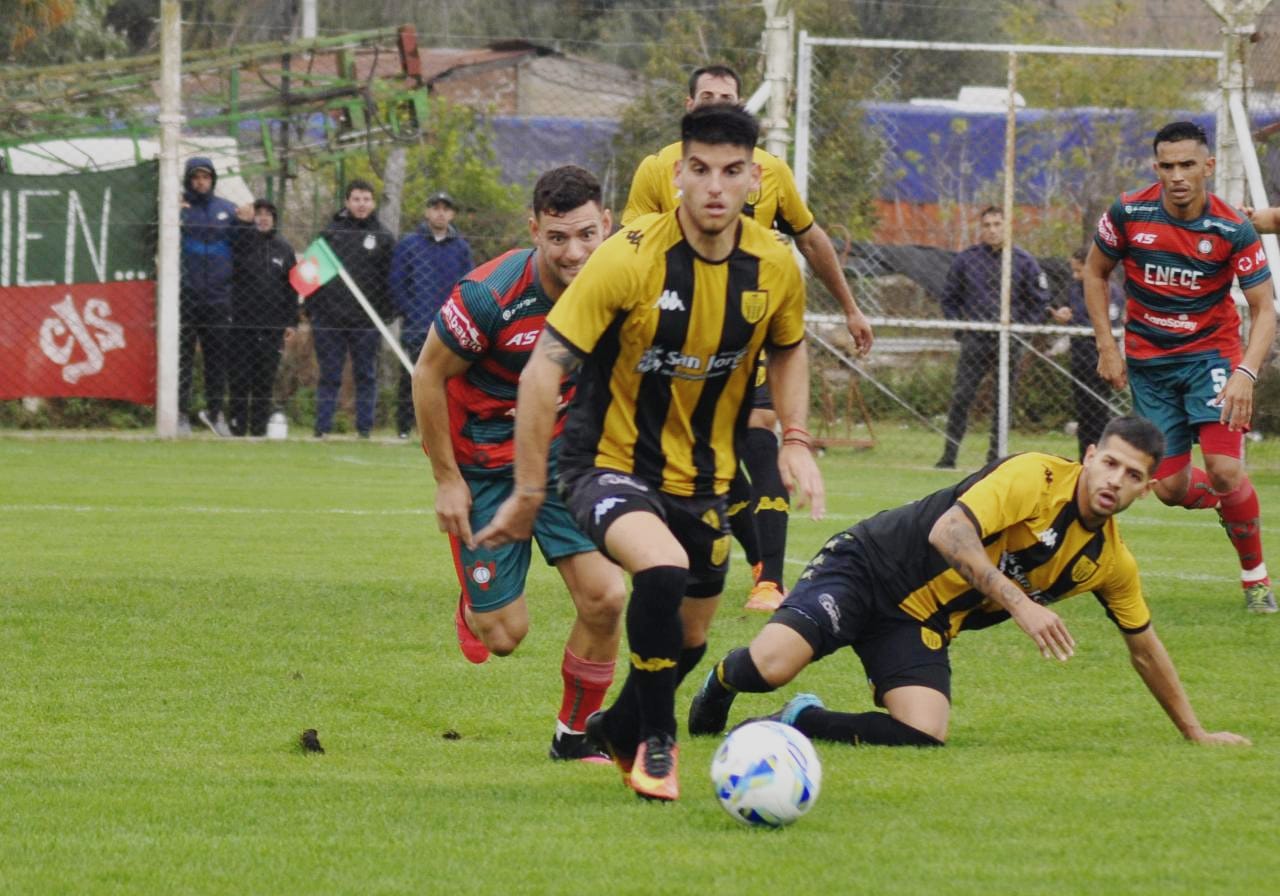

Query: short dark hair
[[345, 179, 376, 199], [253, 198, 277, 218], [1153, 121, 1209, 155], [979, 205, 1003, 220], [532, 165, 602, 217], [1071, 246, 1089, 263], [680, 104, 759, 154], [1099, 415, 1165, 472], [688, 64, 741, 99]]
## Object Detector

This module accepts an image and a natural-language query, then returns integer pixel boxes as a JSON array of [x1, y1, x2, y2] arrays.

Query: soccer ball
[[710, 720, 822, 828]]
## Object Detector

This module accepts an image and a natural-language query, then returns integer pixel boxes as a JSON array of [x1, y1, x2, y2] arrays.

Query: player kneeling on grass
[[690, 416, 1251, 749], [413, 166, 626, 763]]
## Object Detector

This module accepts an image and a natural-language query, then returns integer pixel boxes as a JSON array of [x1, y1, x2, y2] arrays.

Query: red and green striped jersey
[[1093, 183, 1270, 365], [432, 248, 573, 478]]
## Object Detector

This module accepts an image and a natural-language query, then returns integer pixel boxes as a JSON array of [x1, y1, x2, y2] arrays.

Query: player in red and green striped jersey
[[412, 166, 626, 761], [1084, 120, 1278, 614]]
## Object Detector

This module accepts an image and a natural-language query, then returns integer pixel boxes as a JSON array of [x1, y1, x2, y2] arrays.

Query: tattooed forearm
[[538, 330, 583, 374], [932, 510, 1026, 609]]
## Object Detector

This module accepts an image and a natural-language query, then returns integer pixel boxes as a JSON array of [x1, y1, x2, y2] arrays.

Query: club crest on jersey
[[740, 290, 768, 324], [1071, 555, 1098, 584], [1197, 238, 1213, 255], [468, 561, 496, 590]]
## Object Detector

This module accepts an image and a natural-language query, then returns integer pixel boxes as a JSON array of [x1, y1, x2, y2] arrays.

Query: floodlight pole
[[1203, 0, 1273, 205], [156, 0, 182, 438]]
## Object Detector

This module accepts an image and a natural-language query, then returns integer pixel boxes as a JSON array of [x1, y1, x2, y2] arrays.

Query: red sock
[[1179, 467, 1220, 510], [558, 649, 615, 732], [1218, 477, 1266, 580]]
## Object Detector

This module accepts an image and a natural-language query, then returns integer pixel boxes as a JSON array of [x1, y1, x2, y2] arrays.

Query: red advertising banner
[[0, 281, 156, 404]]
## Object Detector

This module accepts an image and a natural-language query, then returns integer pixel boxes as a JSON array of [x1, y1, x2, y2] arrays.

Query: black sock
[[727, 467, 761, 567], [716, 646, 773, 695], [677, 643, 707, 686], [625, 566, 688, 739], [793, 708, 944, 747], [743, 428, 789, 587]]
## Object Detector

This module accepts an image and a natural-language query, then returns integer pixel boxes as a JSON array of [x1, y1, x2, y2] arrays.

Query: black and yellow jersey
[[622, 143, 816, 236], [819, 452, 1151, 640], [546, 210, 807, 498]]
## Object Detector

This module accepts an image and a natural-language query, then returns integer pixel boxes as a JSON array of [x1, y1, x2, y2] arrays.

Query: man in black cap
[[228, 199, 298, 436], [390, 189, 474, 439]]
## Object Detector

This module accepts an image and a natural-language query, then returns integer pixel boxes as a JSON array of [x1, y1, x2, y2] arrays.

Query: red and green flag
[[289, 237, 342, 298]]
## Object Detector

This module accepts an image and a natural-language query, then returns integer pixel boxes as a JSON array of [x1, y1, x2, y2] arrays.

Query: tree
[[1, 0, 125, 65]]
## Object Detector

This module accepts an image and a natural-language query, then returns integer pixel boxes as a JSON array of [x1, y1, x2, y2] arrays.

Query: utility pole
[[760, 0, 795, 159], [156, 0, 182, 438], [300, 0, 318, 40], [1203, 0, 1273, 205]]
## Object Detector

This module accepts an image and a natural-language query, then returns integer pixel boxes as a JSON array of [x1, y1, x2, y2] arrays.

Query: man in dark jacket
[[306, 179, 394, 438], [390, 190, 474, 438], [935, 206, 1051, 468], [229, 199, 297, 437], [180, 156, 239, 436]]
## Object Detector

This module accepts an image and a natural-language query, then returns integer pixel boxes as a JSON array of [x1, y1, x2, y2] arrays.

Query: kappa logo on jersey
[[654, 289, 686, 312], [593, 496, 626, 523], [1037, 528, 1058, 549], [1132, 232, 1158, 245], [626, 229, 643, 251], [598, 473, 647, 491], [503, 328, 540, 348], [441, 301, 483, 353], [1097, 212, 1120, 247]]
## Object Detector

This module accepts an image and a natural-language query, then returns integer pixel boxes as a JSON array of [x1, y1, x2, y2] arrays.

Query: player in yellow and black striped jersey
[[624, 65, 875, 613], [690, 416, 1251, 749], [475, 105, 827, 801], [549, 207, 806, 496]]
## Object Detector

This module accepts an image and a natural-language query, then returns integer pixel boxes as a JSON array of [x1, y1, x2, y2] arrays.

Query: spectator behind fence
[[1050, 247, 1123, 460], [305, 179, 394, 439], [935, 206, 1051, 469], [180, 156, 239, 437], [228, 199, 298, 437], [390, 190, 473, 440]]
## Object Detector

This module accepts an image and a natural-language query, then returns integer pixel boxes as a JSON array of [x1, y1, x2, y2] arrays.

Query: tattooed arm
[[927, 505, 1076, 661], [474, 329, 581, 548]]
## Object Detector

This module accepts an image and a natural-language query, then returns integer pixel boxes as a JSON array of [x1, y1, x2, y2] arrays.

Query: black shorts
[[770, 534, 952, 705], [560, 467, 730, 598], [750, 362, 773, 411]]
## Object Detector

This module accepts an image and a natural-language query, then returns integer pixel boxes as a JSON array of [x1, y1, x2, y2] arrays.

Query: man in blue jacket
[[180, 156, 240, 436], [935, 206, 1050, 468], [390, 191, 474, 439]]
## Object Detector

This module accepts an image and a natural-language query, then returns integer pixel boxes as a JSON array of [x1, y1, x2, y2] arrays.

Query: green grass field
[[2, 428, 1278, 895]]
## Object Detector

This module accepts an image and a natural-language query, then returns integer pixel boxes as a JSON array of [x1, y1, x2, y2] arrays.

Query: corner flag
[[289, 237, 341, 298]]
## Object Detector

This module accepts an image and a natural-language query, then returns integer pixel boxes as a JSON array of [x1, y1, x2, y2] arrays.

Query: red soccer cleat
[[454, 592, 490, 664]]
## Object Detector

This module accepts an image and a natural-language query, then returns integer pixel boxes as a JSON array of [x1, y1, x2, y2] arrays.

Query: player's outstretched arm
[[794, 224, 874, 356], [928, 506, 1075, 661], [1082, 245, 1126, 390], [474, 330, 579, 549], [1122, 626, 1250, 745], [413, 330, 476, 545], [768, 340, 825, 520]]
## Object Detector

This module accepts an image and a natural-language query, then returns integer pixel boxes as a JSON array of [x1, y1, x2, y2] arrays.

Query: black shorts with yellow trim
[[769, 533, 952, 706], [560, 466, 730, 598]]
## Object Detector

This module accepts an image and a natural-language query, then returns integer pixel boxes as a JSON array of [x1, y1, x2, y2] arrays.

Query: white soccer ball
[[710, 720, 822, 828]]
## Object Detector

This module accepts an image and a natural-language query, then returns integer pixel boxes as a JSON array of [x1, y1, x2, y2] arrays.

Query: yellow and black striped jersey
[[819, 452, 1150, 640], [546, 210, 807, 498], [622, 142, 816, 236]]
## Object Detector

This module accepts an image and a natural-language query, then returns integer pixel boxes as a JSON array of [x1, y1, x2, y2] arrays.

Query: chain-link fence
[[793, 35, 1274, 462], [6, 16, 1280, 448]]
